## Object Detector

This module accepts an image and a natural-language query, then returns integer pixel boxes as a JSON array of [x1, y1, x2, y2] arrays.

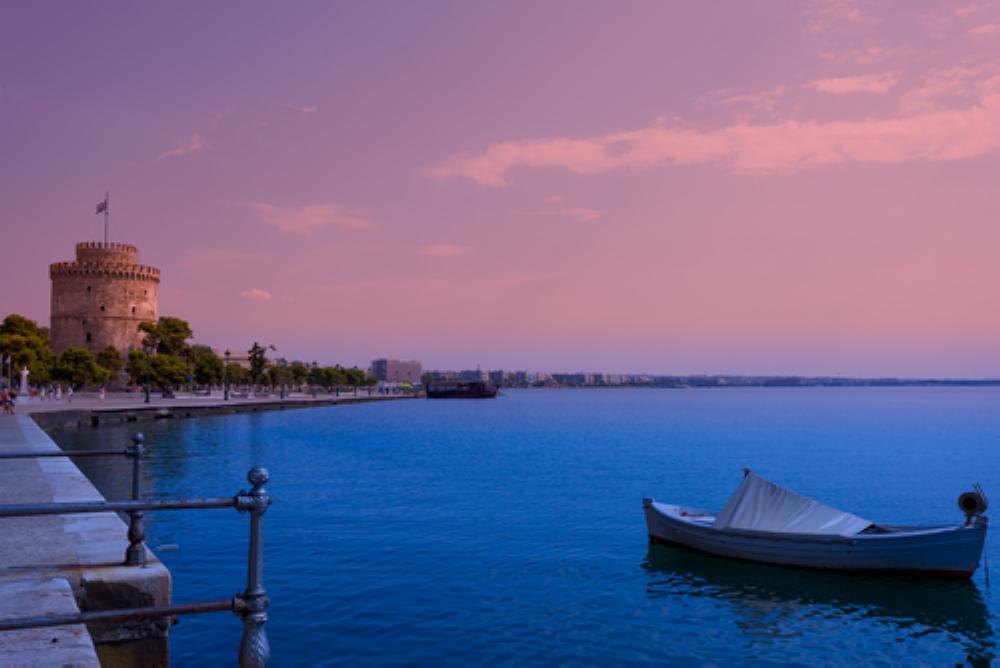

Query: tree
[[96, 346, 124, 381], [307, 365, 326, 387], [289, 361, 308, 386], [53, 347, 109, 388], [0, 314, 55, 384], [344, 367, 369, 386], [191, 345, 224, 386], [126, 350, 151, 386], [225, 363, 249, 386], [150, 354, 190, 390], [139, 317, 194, 357], [248, 342, 269, 385]]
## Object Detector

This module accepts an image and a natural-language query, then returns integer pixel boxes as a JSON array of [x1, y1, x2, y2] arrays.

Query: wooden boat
[[643, 471, 988, 578], [426, 380, 498, 399]]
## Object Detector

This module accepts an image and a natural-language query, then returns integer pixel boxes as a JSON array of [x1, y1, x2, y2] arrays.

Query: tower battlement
[[49, 240, 161, 355], [74, 241, 139, 265], [49, 262, 161, 282]]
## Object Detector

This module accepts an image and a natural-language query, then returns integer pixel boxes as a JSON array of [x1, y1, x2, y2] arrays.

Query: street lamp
[[143, 341, 152, 404], [224, 349, 231, 401], [279, 358, 287, 400]]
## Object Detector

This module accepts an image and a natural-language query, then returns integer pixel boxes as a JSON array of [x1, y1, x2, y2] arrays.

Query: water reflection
[[642, 544, 995, 662]]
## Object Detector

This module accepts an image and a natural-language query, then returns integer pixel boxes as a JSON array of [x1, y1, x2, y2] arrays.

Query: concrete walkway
[[11, 389, 404, 415], [0, 415, 170, 666]]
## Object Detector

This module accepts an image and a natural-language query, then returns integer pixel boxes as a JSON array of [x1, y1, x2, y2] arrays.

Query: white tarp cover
[[712, 472, 873, 536]]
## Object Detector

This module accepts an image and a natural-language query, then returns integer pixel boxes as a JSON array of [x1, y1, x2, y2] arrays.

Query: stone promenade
[[0, 415, 170, 667]]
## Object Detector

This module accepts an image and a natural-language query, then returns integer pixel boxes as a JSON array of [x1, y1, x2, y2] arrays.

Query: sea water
[[56, 387, 999, 665]]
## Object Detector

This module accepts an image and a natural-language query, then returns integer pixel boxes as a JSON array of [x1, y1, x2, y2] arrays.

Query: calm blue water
[[56, 388, 999, 666]]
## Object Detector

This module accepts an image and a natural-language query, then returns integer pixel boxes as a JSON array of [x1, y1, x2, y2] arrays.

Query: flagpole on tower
[[96, 192, 110, 244]]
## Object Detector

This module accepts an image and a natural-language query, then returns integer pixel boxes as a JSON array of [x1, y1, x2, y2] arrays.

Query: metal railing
[[0, 434, 272, 667]]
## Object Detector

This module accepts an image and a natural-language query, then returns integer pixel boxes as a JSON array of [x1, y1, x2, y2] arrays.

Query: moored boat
[[643, 471, 988, 578], [426, 380, 499, 399]]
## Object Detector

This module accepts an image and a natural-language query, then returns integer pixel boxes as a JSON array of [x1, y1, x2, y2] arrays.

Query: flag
[[96, 198, 108, 215]]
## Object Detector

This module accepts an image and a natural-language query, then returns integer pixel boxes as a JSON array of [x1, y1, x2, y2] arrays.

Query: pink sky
[[2, 1, 1000, 376]]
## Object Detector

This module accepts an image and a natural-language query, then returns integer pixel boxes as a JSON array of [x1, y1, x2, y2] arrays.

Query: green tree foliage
[[248, 342, 269, 385], [0, 314, 55, 384], [225, 363, 249, 386], [139, 317, 194, 356], [150, 354, 190, 390], [191, 345, 224, 386], [53, 347, 109, 388], [126, 350, 151, 385], [304, 364, 376, 388], [95, 346, 124, 379], [289, 362, 308, 386]]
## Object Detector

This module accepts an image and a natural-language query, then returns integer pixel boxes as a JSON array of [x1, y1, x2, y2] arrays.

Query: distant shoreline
[[493, 377, 1000, 389]]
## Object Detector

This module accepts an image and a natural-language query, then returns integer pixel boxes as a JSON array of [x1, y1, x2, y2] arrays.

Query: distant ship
[[426, 380, 499, 399]]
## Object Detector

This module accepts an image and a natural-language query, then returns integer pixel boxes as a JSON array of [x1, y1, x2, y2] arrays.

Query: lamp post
[[224, 349, 231, 401], [279, 358, 287, 400], [143, 342, 152, 404]]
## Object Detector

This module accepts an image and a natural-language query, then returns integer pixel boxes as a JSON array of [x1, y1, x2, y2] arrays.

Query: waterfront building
[[371, 358, 423, 383], [49, 241, 160, 355], [212, 349, 253, 369]]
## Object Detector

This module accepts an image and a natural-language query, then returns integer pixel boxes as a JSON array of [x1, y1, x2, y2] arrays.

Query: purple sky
[[3, 1, 1000, 376]]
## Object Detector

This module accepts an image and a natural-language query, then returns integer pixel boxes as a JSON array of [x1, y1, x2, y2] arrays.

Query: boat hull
[[643, 500, 987, 578], [426, 388, 498, 399], [426, 381, 498, 398]]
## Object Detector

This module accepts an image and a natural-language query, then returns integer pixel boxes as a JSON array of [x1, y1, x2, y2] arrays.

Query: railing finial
[[248, 467, 269, 491]]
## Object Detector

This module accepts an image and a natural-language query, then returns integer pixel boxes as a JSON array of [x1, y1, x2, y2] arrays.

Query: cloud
[[241, 288, 273, 302], [921, 3, 990, 39], [806, 72, 900, 94], [416, 243, 472, 256], [968, 23, 1000, 38], [287, 104, 319, 114], [805, 0, 878, 34], [424, 72, 1000, 185], [520, 207, 606, 222], [711, 86, 789, 118], [899, 64, 989, 114], [818, 46, 905, 65], [157, 134, 209, 160], [250, 202, 376, 235]]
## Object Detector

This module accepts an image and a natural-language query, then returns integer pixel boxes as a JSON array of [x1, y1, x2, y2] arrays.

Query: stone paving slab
[[0, 578, 100, 668]]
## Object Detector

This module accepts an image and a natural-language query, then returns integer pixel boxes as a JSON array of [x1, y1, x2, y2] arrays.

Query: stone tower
[[49, 242, 160, 355]]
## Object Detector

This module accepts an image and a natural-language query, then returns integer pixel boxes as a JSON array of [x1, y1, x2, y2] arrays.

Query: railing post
[[124, 433, 146, 566], [234, 468, 271, 667]]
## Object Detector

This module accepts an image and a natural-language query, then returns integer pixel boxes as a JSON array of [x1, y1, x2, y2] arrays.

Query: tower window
[[86, 333, 92, 343], [87, 286, 91, 292], [131, 306, 136, 314], [100, 305, 105, 312]]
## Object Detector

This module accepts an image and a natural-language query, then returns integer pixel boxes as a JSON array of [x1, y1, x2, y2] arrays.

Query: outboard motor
[[958, 484, 989, 526]]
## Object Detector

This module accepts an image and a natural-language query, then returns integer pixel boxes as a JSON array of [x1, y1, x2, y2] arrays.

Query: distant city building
[[212, 349, 253, 369], [49, 241, 160, 355], [371, 358, 423, 383]]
